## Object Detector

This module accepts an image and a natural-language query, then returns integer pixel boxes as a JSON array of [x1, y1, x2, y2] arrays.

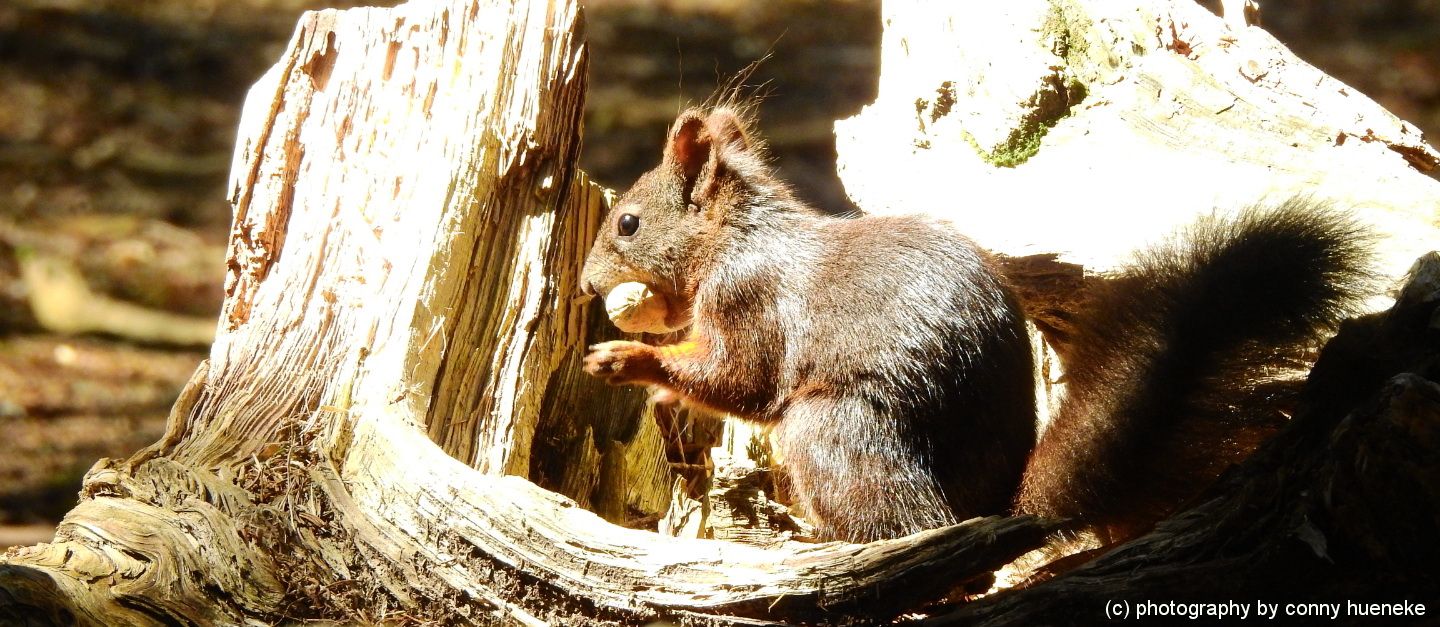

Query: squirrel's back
[[1015, 198, 1373, 540]]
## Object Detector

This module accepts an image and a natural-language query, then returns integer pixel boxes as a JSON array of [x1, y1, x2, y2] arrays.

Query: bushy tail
[[1015, 198, 1374, 540]]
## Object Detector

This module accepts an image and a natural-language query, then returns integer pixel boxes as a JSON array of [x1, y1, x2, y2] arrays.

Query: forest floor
[[1, 0, 1437, 548]]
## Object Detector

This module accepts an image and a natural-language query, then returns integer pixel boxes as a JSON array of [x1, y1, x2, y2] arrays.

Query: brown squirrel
[[578, 105, 1370, 544]]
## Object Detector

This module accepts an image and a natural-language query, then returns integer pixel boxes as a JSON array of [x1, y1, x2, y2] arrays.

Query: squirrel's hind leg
[[773, 393, 958, 543]]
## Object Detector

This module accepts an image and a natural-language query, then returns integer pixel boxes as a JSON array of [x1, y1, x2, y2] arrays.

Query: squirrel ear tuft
[[665, 112, 713, 181]]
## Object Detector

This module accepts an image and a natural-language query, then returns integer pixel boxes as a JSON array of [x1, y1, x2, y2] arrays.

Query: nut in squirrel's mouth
[[602, 281, 692, 334]]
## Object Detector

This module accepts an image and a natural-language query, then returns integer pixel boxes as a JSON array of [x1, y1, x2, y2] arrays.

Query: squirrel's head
[[580, 107, 763, 332]]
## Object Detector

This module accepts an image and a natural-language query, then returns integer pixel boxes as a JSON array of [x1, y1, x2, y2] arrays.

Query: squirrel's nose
[[579, 276, 597, 297]]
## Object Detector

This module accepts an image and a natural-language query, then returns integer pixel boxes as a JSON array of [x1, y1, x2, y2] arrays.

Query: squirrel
[[578, 105, 1371, 544]]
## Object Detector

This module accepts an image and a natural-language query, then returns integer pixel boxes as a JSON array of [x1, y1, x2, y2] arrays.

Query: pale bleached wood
[[835, 0, 1440, 427], [16, 250, 215, 346], [206, 0, 666, 512], [836, 0, 1439, 284]]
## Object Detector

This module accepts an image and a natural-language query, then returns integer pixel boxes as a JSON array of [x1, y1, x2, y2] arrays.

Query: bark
[[2, 0, 1438, 625]]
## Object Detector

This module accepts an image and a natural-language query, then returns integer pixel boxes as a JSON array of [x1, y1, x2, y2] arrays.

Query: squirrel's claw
[[584, 340, 655, 386]]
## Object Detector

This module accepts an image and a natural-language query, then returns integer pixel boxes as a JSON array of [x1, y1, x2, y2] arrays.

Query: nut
[[604, 282, 671, 333]]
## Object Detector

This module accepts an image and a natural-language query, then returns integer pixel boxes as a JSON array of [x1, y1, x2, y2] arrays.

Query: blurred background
[[0, 0, 1436, 548]]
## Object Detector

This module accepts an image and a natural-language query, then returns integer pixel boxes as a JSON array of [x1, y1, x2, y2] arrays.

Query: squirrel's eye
[[618, 213, 640, 237]]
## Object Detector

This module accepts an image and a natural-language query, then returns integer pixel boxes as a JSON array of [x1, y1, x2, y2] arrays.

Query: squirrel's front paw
[[584, 340, 660, 386]]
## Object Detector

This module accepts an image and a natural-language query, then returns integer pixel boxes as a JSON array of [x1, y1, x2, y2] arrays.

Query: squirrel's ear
[[665, 112, 713, 182], [704, 110, 751, 153]]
